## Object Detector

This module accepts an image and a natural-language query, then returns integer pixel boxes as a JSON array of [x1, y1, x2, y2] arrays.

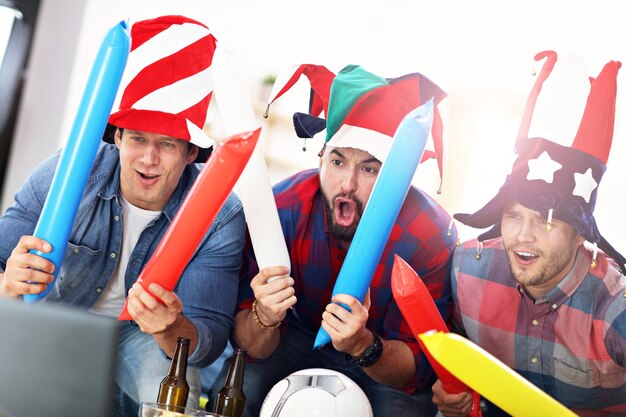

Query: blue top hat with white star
[[454, 51, 625, 271]]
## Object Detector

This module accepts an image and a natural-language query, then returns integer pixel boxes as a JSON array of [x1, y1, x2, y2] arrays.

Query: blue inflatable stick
[[314, 100, 434, 348], [24, 21, 129, 303]]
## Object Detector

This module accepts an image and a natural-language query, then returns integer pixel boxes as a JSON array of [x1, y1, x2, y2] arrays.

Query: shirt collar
[[515, 246, 588, 307], [159, 165, 197, 222], [99, 163, 121, 201], [545, 246, 588, 305]]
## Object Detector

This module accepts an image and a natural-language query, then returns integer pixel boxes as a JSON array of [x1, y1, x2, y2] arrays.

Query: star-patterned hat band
[[513, 137, 605, 209], [453, 137, 608, 244]]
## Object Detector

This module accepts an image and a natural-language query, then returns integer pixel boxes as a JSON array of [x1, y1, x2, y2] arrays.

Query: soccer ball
[[259, 368, 373, 417]]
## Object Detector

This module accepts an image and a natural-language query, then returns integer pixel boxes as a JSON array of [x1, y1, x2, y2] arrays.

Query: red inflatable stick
[[391, 255, 482, 417], [118, 128, 260, 320]]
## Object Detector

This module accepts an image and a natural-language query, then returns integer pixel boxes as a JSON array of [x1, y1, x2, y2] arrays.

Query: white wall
[[5, 0, 626, 251]]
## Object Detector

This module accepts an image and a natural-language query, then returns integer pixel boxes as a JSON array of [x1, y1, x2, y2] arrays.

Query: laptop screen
[[0, 299, 119, 417]]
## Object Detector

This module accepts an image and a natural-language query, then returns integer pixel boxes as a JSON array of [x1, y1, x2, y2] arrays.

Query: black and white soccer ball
[[259, 368, 373, 417]]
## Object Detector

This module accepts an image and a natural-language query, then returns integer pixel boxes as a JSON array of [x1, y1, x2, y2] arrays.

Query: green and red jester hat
[[265, 64, 447, 188]]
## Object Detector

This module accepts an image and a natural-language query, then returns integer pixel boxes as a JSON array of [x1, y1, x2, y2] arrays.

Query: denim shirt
[[0, 143, 246, 367]]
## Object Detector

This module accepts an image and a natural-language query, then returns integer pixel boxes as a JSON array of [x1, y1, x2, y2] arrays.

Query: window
[[0, 3, 24, 136], [0, 5, 21, 68], [0, 0, 39, 199]]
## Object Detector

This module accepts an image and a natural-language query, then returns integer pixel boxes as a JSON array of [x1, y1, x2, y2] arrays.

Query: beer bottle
[[157, 337, 190, 409], [213, 348, 246, 417]]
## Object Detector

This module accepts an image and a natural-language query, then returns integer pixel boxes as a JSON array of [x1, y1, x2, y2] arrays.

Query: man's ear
[[317, 144, 326, 158], [187, 144, 199, 164], [317, 144, 326, 171], [114, 128, 122, 148]]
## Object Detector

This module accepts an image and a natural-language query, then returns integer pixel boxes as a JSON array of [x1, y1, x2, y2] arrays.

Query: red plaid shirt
[[452, 238, 626, 414], [238, 169, 456, 391]]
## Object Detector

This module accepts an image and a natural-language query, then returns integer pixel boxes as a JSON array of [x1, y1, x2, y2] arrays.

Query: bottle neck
[[224, 348, 245, 388], [169, 338, 190, 379]]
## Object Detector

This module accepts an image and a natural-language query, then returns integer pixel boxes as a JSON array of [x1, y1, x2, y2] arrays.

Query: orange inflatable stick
[[392, 255, 481, 416], [118, 128, 260, 320]]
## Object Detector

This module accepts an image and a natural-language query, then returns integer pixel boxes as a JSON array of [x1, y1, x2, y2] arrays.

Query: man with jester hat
[[211, 64, 456, 417], [433, 51, 626, 416]]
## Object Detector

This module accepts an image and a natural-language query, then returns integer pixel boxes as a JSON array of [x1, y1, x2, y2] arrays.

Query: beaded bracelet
[[251, 299, 281, 330]]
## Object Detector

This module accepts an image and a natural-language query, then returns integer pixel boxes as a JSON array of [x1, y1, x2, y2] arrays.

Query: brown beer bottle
[[213, 348, 246, 417], [157, 337, 190, 409]]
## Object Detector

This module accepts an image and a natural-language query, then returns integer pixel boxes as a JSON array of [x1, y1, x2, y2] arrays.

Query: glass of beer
[[141, 402, 225, 417]]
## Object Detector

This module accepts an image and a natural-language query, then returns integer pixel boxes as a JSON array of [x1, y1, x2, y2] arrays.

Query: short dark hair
[[103, 124, 212, 163]]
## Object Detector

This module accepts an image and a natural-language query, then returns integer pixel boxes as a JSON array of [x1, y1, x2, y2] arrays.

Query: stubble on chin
[[506, 247, 572, 290], [509, 263, 545, 288]]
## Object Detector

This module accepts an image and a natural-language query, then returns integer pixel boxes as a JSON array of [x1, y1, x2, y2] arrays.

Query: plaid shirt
[[237, 169, 456, 391], [452, 238, 626, 415]]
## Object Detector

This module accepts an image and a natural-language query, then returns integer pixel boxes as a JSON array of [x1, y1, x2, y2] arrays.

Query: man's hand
[[321, 291, 372, 357], [432, 379, 473, 417], [250, 266, 296, 326], [0, 236, 55, 297], [232, 265, 295, 359], [126, 283, 183, 334]]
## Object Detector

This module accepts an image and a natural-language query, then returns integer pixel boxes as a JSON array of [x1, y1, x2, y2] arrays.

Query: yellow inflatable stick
[[419, 331, 576, 417]]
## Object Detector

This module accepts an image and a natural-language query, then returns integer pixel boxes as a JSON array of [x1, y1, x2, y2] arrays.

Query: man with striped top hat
[[433, 51, 626, 416], [212, 64, 456, 417], [0, 15, 245, 415]]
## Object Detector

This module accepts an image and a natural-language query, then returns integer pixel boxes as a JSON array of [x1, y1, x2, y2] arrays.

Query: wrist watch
[[350, 333, 383, 368]]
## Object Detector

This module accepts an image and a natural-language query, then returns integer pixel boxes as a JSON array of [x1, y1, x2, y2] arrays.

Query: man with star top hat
[[432, 51, 626, 416], [210, 64, 457, 417]]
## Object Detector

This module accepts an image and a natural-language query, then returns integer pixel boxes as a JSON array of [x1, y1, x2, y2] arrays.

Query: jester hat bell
[[105, 15, 217, 163], [454, 51, 625, 271], [265, 64, 447, 187]]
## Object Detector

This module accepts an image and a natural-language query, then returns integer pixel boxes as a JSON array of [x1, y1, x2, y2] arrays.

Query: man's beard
[[505, 243, 575, 290], [321, 191, 364, 243]]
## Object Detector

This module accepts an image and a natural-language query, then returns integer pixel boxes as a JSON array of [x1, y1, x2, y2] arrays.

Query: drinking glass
[[141, 402, 225, 417]]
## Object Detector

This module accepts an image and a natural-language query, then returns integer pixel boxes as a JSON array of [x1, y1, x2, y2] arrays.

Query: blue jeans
[[210, 322, 436, 417], [113, 322, 201, 416]]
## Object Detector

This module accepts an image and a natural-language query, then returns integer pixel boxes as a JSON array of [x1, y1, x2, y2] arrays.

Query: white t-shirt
[[90, 195, 161, 317]]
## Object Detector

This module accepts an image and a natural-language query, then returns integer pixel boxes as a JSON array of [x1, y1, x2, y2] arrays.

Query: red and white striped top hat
[[108, 15, 216, 158]]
